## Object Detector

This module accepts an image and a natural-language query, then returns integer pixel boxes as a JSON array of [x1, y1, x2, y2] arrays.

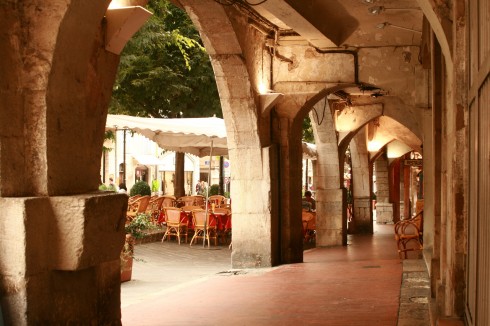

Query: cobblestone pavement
[[122, 225, 430, 325], [121, 240, 232, 308]]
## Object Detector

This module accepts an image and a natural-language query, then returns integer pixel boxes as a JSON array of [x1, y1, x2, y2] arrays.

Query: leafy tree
[[302, 116, 314, 143], [110, 0, 221, 119]]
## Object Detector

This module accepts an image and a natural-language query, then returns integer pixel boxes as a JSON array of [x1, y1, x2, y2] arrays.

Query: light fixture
[[369, 6, 421, 15], [376, 22, 422, 34], [361, 0, 376, 4], [368, 6, 383, 15]]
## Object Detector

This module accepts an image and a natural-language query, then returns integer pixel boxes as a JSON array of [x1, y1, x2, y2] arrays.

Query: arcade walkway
[[121, 224, 430, 325]]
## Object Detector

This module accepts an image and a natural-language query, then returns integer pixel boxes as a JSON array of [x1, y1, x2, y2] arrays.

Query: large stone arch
[[0, 1, 128, 324], [290, 85, 358, 247], [178, 0, 280, 267]]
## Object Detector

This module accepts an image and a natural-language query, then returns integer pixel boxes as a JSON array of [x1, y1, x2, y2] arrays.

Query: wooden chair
[[145, 196, 165, 224], [128, 195, 142, 205], [208, 195, 226, 208], [126, 195, 150, 222], [190, 209, 218, 247], [161, 195, 176, 207], [156, 196, 177, 226], [176, 196, 197, 207], [193, 195, 205, 207], [161, 207, 188, 245], [394, 211, 423, 259]]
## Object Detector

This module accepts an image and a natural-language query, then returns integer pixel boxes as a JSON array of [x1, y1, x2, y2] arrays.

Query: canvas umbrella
[[106, 114, 223, 247], [105, 114, 227, 157]]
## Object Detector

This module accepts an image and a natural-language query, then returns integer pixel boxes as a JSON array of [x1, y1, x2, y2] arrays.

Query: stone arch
[[179, 1, 280, 267], [0, 2, 129, 324], [1, 1, 116, 196], [291, 85, 357, 247], [416, 0, 453, 68], [291, 83, 423, 245]]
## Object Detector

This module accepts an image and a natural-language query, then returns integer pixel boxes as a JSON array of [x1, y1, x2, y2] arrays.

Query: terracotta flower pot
[[121, 234, 135, 283]]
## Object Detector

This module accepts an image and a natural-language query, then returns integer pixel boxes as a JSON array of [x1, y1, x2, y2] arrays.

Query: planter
[[121, 234, 135, 283]]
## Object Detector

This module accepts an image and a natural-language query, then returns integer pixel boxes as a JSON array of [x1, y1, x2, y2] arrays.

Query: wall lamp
[[376, 22, 422, 34], [368, 6, 421, 15]]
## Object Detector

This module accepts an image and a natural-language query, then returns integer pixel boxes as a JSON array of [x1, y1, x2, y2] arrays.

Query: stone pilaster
[[375, 156, 393, 223], [0, 193, 127, 325], [352, 197, 371, 232], [316, 188, 345, 246]]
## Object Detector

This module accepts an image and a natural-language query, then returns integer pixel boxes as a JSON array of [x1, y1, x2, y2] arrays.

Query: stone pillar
[[0, 195, 127, 325], [310, 101, 344, 246], [375, 155, 393, 223], [390, 159, 401, 223], [350, 127, 372, 233], [0, 2, 128, 324], [353, 197, 372, 231]]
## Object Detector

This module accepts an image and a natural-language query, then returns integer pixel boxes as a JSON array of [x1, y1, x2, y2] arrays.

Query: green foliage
[[130, 181, 152, 196], [209, 184, 220, 196], [125, 213, 155, 239], [302, 115, 314, 143], [224, 191, 230, 198], [109, 0, 221, 119], [151, 179, 160, 192], [102, 130, 115, 153]]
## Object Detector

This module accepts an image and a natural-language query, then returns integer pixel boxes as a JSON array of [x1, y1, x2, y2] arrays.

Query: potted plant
[[121, 213, 154, 282], [129, 181, 151, 197]]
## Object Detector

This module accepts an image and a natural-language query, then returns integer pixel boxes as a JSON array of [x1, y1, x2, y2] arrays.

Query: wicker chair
[[208, 195, 226, 208], [161, 207, 188, 245], [126, 195, 151, 223], [145, 196, 165, 224], [394, 211, 423, 259], [190, 209, 218, 247]]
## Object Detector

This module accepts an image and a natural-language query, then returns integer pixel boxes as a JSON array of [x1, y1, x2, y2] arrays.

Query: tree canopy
[[109, 0, 222, 118]]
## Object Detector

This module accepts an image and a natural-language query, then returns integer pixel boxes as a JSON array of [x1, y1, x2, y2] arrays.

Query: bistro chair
[[156, 196, 177, 225], [128, 195, 142, 205], [162, 207, 188, 245], [126, 195, 150, 223], [394, 211, 423, 259], [190, 209, 218, 247], [145, 196, 165, 224], [208, 195, 226, 208], [193, 195, 205, 207], [161, 195, 176, 207], [176, 196, 196, 207]]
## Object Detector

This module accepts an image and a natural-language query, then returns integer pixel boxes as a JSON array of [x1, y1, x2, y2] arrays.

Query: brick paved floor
[[121, 224, 426, 326]]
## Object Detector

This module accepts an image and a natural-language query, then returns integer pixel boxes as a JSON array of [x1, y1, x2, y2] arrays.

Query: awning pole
[[203, 139, 214, 248]]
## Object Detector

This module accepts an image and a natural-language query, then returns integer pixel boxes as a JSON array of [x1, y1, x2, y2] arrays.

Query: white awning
[[132, 154, 166, 166], [106, 114, 228, 157], [302, 142, 317, 160]]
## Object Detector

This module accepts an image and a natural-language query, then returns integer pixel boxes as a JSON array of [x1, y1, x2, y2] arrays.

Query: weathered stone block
[[376, 202, 394, 223], [50, 193, 127, 270], [316, 228, 343, 246]]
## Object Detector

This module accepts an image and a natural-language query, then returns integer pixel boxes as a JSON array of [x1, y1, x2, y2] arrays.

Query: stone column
[[375, 155, 394, 223], [0, 2, 128, 324], [350, 127, 372, 233]]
